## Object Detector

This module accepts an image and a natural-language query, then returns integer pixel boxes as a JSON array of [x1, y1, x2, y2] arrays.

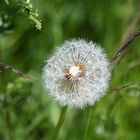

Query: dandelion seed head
[[43, 39, 111, 108]]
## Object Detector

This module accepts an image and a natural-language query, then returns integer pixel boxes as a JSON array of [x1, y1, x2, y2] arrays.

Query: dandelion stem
[[83, 107, 92, 140], [52, 106, 67, 140]]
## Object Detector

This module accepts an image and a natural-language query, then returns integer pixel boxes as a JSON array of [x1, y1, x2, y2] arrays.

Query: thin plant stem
[[4, 109, 13, 140], [110, 82, 138, 94], [0, 62, 37, 81], [110, 29, 140, 63], [83, 107, 92, 140], [110, 2, 140, 64], [52, 106, 67, 140]]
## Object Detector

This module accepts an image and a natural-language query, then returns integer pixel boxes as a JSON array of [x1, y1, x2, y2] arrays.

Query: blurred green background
[[0, 0, 140, 140]]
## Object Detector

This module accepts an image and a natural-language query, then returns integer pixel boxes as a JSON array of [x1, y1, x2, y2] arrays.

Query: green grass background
[[0, 0, 140, 140]]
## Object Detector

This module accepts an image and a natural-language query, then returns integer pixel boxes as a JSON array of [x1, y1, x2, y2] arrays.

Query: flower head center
[[65, 62, 85, 80], [69, 66, 81, 77]]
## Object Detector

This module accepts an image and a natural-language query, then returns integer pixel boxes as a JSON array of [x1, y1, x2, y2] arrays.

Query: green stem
[[83, 107, 92, 140], [52, 106, 67, 140], [4, 109, 13, 140]]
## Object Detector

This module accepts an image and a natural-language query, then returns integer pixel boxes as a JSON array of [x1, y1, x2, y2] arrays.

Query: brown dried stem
[[111, 83, 138, 94], [0, 62, 36, 81], [110, 29, 140, 64]]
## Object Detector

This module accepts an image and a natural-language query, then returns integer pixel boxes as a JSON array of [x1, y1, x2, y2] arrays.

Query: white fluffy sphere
[[43, 39, 110, 108]]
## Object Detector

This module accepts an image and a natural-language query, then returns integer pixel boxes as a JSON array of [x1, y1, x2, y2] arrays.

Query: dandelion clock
[[43, 39, 110, 108]]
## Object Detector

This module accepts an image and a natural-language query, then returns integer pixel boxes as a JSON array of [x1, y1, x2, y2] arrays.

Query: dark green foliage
[[0, 0, 140, 139]]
